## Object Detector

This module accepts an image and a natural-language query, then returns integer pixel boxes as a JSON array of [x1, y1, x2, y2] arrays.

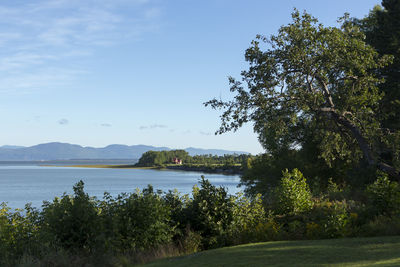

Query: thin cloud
[[26, 115, 41, 123], [58, 118, 69, 125], [0, 0, 162, 92], [139, 124, 168, 130], [199, 131, 212, 136], [100, 123, 112, 127]]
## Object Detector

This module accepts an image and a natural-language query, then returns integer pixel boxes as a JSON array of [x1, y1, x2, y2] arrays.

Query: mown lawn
[[141, 236, 400, 267]]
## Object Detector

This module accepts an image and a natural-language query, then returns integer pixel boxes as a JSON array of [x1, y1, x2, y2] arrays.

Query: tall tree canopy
[[206, 10, 400, 180], [356, 0, 400, 131]]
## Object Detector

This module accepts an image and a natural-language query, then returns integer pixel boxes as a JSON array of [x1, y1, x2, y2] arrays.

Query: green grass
[[141, 236, 400, 267]]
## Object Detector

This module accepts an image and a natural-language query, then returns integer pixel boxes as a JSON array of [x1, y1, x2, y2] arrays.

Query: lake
[[0, 161, 241, 209]]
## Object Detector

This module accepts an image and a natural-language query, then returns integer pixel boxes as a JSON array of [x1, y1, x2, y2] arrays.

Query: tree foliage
[[136, 150, 190, 167], [353, 0, 400, 171], [205, 10, 399, 180], [100, 185, 174, 251], [41, 181, 101, 252], [186, 177, 234, 249], [136, 150, 250, 167], [272, 169, 313, 215], [2, 176, 400, 264], [366, 172, 400, 216], [355, 0, 400, 131]]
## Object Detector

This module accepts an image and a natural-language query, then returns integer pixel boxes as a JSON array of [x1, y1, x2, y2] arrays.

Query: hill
[[0, 142, 249, 160]]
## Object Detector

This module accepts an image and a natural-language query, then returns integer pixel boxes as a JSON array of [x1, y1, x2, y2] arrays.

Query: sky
[[0, 0, 381, 154]]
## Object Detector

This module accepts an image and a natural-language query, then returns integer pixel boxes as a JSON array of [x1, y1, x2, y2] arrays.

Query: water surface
[[0, 162, 240, 209]]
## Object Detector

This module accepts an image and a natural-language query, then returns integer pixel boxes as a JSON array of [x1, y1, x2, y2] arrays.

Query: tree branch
[[316, 76, 335, 108], [319, 107, 400, 180]]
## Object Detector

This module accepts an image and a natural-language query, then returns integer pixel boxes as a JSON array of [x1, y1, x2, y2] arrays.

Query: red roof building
[[173, 157, 182, 164]]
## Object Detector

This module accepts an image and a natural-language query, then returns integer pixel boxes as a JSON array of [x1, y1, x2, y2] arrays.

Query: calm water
[[0, 161, 241, 209]]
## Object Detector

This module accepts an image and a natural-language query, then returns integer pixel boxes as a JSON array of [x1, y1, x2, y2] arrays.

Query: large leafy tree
[[356, 0, 400, 131], [354, 1, 400, 170], [205, 10, 400, 180]]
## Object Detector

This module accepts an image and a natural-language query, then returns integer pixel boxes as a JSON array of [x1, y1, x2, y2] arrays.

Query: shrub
[[320, 201, 350, 238], [0, 203, 40, 266], [272, 169, 313, 215], [186, 177, 234, 249], [360, 216, 400, 237], [308, 199, 352, 238], [256, 217, 281, 241], [100, 185, 174, 252], [326, 178, 351, 201], [40, 181, 101, 252], [226, 193, 266, 244], [306, 222, 321, 239], [178, 228, 202, 254], [366, 172, 400, 216], [163, 189, 190, 238]]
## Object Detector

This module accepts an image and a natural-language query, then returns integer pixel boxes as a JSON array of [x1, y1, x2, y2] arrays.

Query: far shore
[[43, 164, 242, 175], [41, 164, 154, 169]]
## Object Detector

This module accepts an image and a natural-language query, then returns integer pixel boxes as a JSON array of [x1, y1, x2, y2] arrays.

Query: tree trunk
[[328, 110, 400, 180], [316, 77, 400, 180]]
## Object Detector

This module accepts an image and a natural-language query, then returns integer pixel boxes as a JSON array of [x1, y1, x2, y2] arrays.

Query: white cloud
[[0, 0, 161, 92], [0, 68, 87, 92]]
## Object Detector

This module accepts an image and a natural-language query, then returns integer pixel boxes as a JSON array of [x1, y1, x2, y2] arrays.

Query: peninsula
[[65, 149, 249, 175]]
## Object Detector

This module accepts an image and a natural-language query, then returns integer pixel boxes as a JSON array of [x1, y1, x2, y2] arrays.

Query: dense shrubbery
[[0, 178, 266, 266], [2, 169, 400, 266]]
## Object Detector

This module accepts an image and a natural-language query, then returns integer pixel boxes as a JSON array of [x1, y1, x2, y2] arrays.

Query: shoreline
[[45, 164, 242, 175]]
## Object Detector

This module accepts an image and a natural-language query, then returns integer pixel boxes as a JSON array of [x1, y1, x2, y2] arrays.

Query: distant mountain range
[[0, 143, 249, 161]]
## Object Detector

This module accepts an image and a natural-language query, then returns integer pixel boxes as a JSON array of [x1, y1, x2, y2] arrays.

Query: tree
[[353, 1, 400, 171], [355, 0, 400, 131], [205, 10, 399, 180]]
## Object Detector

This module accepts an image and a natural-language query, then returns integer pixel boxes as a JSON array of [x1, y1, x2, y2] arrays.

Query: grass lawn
[[141, 236, 400, 267]]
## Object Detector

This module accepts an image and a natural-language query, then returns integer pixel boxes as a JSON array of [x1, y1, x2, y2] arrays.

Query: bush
[[0, 203, 40, 266], [309, 199, 352, 238], [255, 216, 282, 241], [163, 189, 190, 239], [272, 169, 313, 215], [326, 178, 351, 201], [178, 228, 202, 254], [226, 193, 267, 244], [100, 185, 174, 252], [40, 181, 101, 252], [366, 172, 400, 216], [186, 177, 234, 249], [6, 176, 400, 265], [360, 216, 400, 237]]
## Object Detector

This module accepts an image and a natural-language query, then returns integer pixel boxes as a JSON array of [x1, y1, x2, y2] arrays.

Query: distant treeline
[[135, 150, 251, 167]]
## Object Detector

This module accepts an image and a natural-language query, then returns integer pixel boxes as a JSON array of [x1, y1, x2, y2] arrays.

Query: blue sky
[[0, 0, 381, 154]]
